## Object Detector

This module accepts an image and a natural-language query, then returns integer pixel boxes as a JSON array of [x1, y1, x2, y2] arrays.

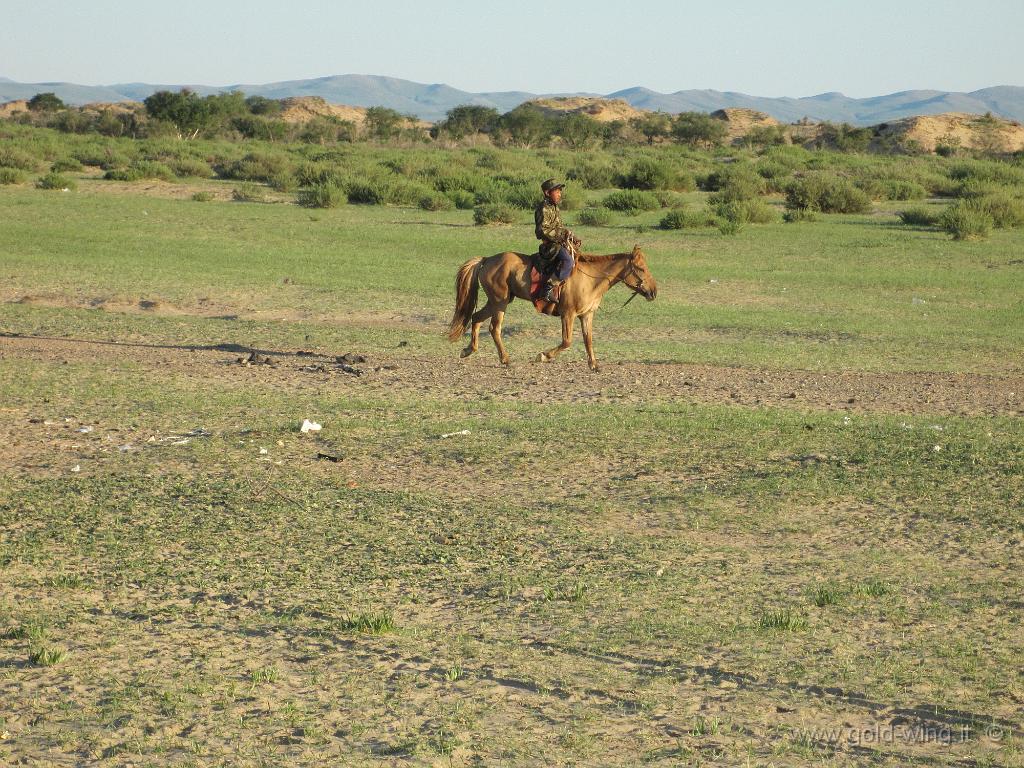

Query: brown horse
[[447, 245, 657, 371]]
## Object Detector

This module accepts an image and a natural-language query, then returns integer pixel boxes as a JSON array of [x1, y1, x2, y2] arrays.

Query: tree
[[436, 104, 499, 139], [671, 112, 728, 149], [631, 111, 671, 145], [28, 92, 65, 112], [499, 105, 552, 148], [143, 89, 210, 138], [363, 106, 404, 141], [556, 112, 603, 150]]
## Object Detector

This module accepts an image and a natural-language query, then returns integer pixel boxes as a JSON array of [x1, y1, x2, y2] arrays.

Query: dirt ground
[[2, 331, 1021, 417]]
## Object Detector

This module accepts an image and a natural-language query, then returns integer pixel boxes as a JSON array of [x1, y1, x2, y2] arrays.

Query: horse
[[446, 245, 657, 371]]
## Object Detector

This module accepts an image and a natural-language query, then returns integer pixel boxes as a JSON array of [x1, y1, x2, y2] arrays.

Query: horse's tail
[[447, 256, 483, 342]]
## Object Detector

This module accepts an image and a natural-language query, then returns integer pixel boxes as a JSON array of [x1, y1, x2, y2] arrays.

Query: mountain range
[[2, 74, 1022, 125]]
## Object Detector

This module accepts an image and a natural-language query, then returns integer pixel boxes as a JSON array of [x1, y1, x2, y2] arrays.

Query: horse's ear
[[632, 244, 642, 255]]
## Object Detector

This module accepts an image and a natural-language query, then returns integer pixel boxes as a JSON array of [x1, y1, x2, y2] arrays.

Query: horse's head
[[623, 245, 658, 301]]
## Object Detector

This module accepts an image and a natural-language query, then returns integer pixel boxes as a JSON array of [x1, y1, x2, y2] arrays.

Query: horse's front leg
[[489, 302, 511, 366], [537, 312, 575, 363], [580, 313, 599, 371]]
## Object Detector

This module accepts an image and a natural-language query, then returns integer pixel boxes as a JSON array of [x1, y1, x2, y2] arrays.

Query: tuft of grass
[[444, 664, 464, 682], [232, 183, 267, 203], [248, 665, 280, 686], [29, 645, 69, 667], [46, 573, 85, 589], [898, 206, 941, 226], [191, 191, 214, 202], [338, 611, 396, 634], [857, 578, 891, 598], [36, 172, 76, 191], [940, 202, 993, 241], [809, 583, 844, 607], [757, 609, 808, 631]]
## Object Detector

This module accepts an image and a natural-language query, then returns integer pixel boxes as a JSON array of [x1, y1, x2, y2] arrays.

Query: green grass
[[1, 146, 1022, 766]]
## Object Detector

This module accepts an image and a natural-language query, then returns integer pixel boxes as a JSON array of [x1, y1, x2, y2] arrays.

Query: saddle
[[529, 239, 580, 317]]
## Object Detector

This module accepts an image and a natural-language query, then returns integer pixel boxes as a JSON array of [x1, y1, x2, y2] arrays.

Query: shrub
[[717, 217, 744, 236], [897, 206, 941, 226], [36, 172, 75, 190], [103, 161, 175, 182], [566, 162, 616, 189], [0, 167, 27, 184], [969, 191, 1024, 228], [576, 207, 613, 226], [169, 156, 214, 178], [785, 173, 871, 214], [267, 170, 297, 192], [191, 191, 214, 202], [231, 183, 266, 202], [619, 158, 672, 190], [782, 208, 817, 223], [51, 157, 83, 173], [940, 201, 992, 240], [0, 146, 41, 171], [419, 192, 454, 211], [702, 164, 765, 199], [217, 152, 294, 183], [602, 189, 660, 215], [447, 189, 476, 209], [882, 180, 927, 201], [660, 208, 714, 229], [298, 182, 345, 208], [473, 203, 517, 225], [712, 198, 777, 224], [346, 180, 387, 205]]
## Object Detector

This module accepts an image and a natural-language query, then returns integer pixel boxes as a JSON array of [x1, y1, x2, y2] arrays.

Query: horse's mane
[[576, 251, 632, 264]]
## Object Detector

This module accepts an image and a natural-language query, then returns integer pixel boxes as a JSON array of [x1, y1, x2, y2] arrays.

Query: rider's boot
[[544, 277, 562, 303]]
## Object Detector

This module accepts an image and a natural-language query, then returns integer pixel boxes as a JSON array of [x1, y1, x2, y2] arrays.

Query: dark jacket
[[534, 198, 569, 261]]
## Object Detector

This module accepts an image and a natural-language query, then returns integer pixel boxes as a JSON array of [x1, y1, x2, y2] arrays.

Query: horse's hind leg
[[489, 302, 511, 366], [461, 302, 494, 358]]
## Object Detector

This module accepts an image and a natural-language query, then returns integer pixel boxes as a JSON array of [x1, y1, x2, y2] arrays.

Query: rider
[[535, 178, 578, 302]]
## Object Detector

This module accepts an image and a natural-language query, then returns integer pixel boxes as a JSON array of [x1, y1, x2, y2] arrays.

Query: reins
[[573, 252, 647, 311]]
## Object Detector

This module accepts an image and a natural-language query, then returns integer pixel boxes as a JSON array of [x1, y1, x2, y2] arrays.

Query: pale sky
[[2, 0, 1021, 97]]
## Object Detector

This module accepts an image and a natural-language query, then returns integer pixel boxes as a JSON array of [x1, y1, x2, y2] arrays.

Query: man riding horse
[[535, 178, 580, 302]]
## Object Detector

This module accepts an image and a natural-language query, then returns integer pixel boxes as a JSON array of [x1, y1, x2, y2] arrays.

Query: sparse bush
[[602, 189, 660, 215], [940, 201, 993, 240], [419, 192, 454, 211], [473, 203, 517, 225], [447, 189, 476, 209], [104, 160, 175, 182], [783, 208, 817, 223], [346, 180, 387, 205], [191, 191, 214, 202], [0, 146, 41, 171], [713, 198, 777, 224], [232, 182, 266, 202], [704, 164, 766, 202], [897, 206, 941, 226], [36, 172, 75, 190], [267, 170, 297, 192], [576, 207, 613, 226], [881, 179, 927, 201], [298, 182, 345, 208], [0, 167, 27, 184], [717, 217, 744, 236], [659, 208, 714, 229], [51, 157, 83, 173], [968, 191, 1024, 228], [169, 156, 214, 178]]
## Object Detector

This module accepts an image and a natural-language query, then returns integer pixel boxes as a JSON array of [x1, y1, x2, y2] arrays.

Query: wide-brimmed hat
[[541, 178, 565, 193]]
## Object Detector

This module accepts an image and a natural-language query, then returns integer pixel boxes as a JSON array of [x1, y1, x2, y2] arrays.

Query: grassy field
[[1, 157, 1023, 767]]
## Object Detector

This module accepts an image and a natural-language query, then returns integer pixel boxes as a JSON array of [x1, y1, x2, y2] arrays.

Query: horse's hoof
[[459, 347, 473, 359], [535, 352, 548, 363], [590, 364, 601, 373]]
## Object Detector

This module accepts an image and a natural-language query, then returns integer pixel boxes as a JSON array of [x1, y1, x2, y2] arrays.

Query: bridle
[[573, 250, 649, 309]]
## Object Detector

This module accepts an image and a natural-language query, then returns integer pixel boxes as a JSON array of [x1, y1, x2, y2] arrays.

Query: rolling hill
[[1, 74, 1022, 124]]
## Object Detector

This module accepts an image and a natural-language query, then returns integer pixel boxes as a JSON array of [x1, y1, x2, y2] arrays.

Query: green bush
[[191, 191, 214, 202], [566, 162, 617, 189], [897, 206, 941, 226], [0, 167, 27, 184], [36, 172, 75, 190], [717, 217, 744, 236], [659, 208, 714, 229], [419, 192, 454, 211], [882, 179, 927, 201], [217, 152, 294, 183], [948, 160, 1024, 187], [447, 189, 476, 209], [785, 173, 871, 214], [473, 203, 517, 225], [619, 158, 672, 190], [298, 182, 345, 208], [0, 146, 41, 171], [576, 207, 613, 226], [346, 180, 387, 205], [602, 189, 660, 215], [267, 170, 297, 192], [969, 191, 1024, 228], [51, 157, 83, 173], [712, 198, 777, 224], [169, 156, 214, 178], [231, 183, 266, 202], [103, 160, 175, 182], [782, 208, 817, 223], [940, 201, 993, 240]]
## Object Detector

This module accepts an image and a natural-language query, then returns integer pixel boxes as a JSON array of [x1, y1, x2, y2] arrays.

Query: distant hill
[[1, 74, 1022, 124]]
